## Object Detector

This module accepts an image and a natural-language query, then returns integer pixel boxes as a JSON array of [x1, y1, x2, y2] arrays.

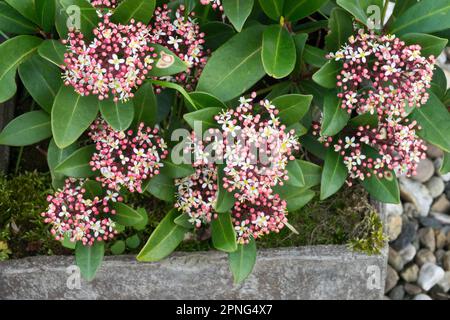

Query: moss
[[347, 210, 387, 255]]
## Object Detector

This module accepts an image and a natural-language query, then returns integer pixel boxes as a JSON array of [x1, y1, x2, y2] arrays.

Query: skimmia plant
[[0, 0, 449, 283]]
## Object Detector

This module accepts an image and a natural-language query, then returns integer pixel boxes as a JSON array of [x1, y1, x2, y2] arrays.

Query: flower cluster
[[41, 178, 122, 246], [176, 95, 299, 244], [62, 14, 156, 102], [217, 94, 300, 202], [314, 30, 435, 182], [90, 0, 118, 8], [150, 5, 207, 91], [200, 0, 223, 11], [89, 119, 168, 193]]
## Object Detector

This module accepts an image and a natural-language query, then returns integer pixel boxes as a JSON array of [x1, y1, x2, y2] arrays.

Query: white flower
[[167, 36, 182, 50], [344, 136, 356, 149], [108, 54, 125, 71]]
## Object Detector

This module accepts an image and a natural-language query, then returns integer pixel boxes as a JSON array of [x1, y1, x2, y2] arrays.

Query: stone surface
[[400, 178, 433, 217], [431, 195, 450, 213], [388, 248, 404, 271], [387, 215, 402, 241], [435, 229, 447, 250], [385, 265, 399, 294], [390, 220, 418, 251], [417, 263, 445, 291], [418, 228, 436, 252], [413, 294, 432, 300], [412, 159, 435, 183], [404, 283, 422, 296], [399, 244, 416, 265], [400, 264, 419, 283], [385, 203, 403, 216], [430, 212, 450, 225], [426, 144, 444, 159], [0, 246, 388, 300], [415, 249, 437, 267], [443, 252, 450, 271], [436, 272, 450, 293], [388, 285, 405, 300], [425, 177, 445, 198]]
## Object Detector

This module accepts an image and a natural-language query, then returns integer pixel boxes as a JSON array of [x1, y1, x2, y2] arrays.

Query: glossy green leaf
[[298, 160, 322, 188], [147, 44, 188, 77], [0, 35, 43, 103], [174, 213, 195, 229], [126, 234, 141, 249], [99, 99, 134, 131], [54, 145, 96, 178], [183, 107, 222, 131], [0, 110, 51, 146], [202, 22, 236, 51], [286, 159, 305, 187], [321, 93, 350, 136], [133, 208, 149, 231], [111, 203, 146, 227], [401, 33, 448, 58], [409, 92, 450, 153], [441, 152, 450, 174], [390, 0, 450, 35], [0, 2, 37, 34], [320, 147, 347, 200], [83, 180, 104, 199], [150, 79, 197, 110], [59, 0, 99, 40], [161, 161, 195, 179], [325, 8, 353, 51], [132, 82, 157, 127], [211, 212, 237, 253], [51, 86, 99, 148], [430, 66, 447, 100], [38, 40, 66, 67], [111, 240, 126, 255], [61, 232, 76, 249], [137, 209, 188, 262], [258, 0, 284, 21], [214, 164, 236, 213], [111, 0, 156, 24], [300, 133, 327, 160], [47, 138, 78, 189], [75, 241, 104, 281], [222, 0, 254, 32], [4, 0, 38, 24], [228, 236, 256, 284], [312, 60, 340, 89], [284, 0, 328, 22], [18, 54, 62, 113], [36, 0, 55, 32], [262, 25, 296, 79], [146, 173, 175, 202], [303, 45, 327, 68], [197, 25, 266, 102], [274, 183, 316, 211], [349, 112, 379, 128], [271, 94, 312, 126], [186, 92, 227, 111], [336, 0, 383, 28]]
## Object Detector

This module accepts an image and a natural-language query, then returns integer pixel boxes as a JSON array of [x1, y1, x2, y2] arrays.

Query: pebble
[[404, 283, 422, 296], [443, 252, 450, 271], [415, 249, 437, 267], [412, 159, 435, 183], [436, 272, 450, 293], [425, 177, 445, 198], [399, 244, 416, 265], [417, 263, 445, 291], [435, 249, 446, 265], [430, 212, 450, 225], [385, 203, 403, 216], [390, 220, 418, 251], [385, 265, 399, 293], [442, 172, 450, 183], [400, 264, 419, 283], [426, 144, 444, 159], [388, 285, 405, 300], [413, 294, 432, 300], [400, 178, 433, 217], [403, 202, 418, 218], [435, 229, 447, 250], [388, 248, 404, 271], [419, 217, 443, 229], [431, 195, 450, 213], [387, 215, 402, 241], [418, 227, 436, 252]]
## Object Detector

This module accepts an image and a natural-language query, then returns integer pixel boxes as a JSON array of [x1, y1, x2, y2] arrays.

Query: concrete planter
[[0, 204, 388, 300]]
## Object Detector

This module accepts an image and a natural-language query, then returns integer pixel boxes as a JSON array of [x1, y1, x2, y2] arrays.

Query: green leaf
[[111, 203, 146, 227], [0, 35, 43, 103], [48, 138, 78, 189], [197, 25, 266, 102], [325, 8, 354, 52], [286, 159, 305, 187], [132, 82, 157, 127], [54, 145, 96, 178], [228, 236, 256, 284], [161, 161, 195, 179], [18, 54, 62, 113], [303, 45, 327, 68], [262, 24, 296, 79], [300, 133, 327, 160], [133, 208, 149, 231], [61, 232, 76, 249], [336, 0, 383, 28], [110, 240, 126, 255], [211, 212, 237, 253], [271, 94, 312, 126], [174, 213, 195, 229], [202, 22, 236, 51], [83, 180, 104, 199], [183, 107, 222, 131], [320, 147, 347, 200], [59, 0, 99, 40], [441, 152, 450, 174], [312, 60, 340, 89], [4, 0, 38, 24], [99, 99, 134, 131], [147, 44, 188, 77], [298, 160, 322, 188], [111, 0, 155, 24], [146, 173, 175, 202], [321, 92, 350, 136], [75, 241, 104, 281], [392, 0, 418, 18], [409, 92, 450, 153], [401, 33, 448, 58], [51, 86, 99, 148], [126, 235, 141, 249], [0, 110, 51, 146], [38, 40, 66, 67], [349, 112, 379, 128], [0, 2, 37, 34], [278, 187, 315, 211], [186, 92, 227, 111], [137, 209, 188, 262], [284, 0, 328, 22], [389, 0, 450, 35], [430, 66, 447, 100], [36, 0, 55, 32], [150, 79, 197, 110], [258, 0, 284, 21], [222, 0, 254, 32], [214, 164, 236, 213]]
